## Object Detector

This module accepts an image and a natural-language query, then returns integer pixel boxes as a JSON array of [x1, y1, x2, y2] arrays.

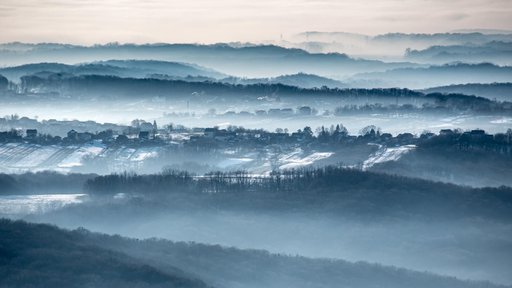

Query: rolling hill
[[0, 43, 419, 78], [405, 41, 512, 65], [348, 63, 512, 89], [0, 219, 208, 288], [0, 60, 225, 82], [220, 72, 347, 88], [423, 83, 512, 102], [0, 219, 505, 288]]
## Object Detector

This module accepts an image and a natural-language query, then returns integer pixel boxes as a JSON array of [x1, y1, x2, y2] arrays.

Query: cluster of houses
[[428, 128, 512, 145], [188, 126, 512, 150], [1, 122, 511, 157]]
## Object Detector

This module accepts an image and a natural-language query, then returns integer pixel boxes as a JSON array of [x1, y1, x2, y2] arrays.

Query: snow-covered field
[[215, 148, 336, 173], [0, 194, 86, 217], [0, 141, 414, 174], [362, 144, 416, 170], [278, 148, 334, 170], [0, 142, 160, 173]]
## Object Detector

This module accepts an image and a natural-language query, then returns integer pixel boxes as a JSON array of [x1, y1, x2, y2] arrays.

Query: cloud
[[0, 0, 511, 44], [447, 13, 469, 21]]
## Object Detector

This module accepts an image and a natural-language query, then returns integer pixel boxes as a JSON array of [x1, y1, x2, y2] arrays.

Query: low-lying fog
[[1, 194, 507, 286], [2, 102, 511, 135]]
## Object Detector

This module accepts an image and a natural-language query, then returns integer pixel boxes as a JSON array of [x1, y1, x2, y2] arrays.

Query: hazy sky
[[1, 0, 511, 44]]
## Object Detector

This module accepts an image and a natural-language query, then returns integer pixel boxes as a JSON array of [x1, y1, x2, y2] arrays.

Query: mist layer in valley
[[1, 167, 512, 287], [2, 30, 512, 288]]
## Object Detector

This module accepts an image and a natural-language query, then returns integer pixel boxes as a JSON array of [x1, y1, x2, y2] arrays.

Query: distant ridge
[[423, 82, 512, 101], [349, 63, 512, 89], [0, 60, 226, 82], [451, 29, 512, 34], [0, 42, 418, 78]]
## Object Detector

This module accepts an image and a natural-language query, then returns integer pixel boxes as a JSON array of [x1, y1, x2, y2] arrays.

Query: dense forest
[[2, 167, 510, 222], [83, 167, 512, 221]]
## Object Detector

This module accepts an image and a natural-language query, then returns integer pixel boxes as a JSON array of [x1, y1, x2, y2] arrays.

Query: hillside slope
[[0, 219, 208, 288], [1, 219, 508, 288]]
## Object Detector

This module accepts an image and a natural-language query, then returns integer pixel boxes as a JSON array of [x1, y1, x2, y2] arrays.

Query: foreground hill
[[0, 219, 208, 288], [0, 219, 504, 288]]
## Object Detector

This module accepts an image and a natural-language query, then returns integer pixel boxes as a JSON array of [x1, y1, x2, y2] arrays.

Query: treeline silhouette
[[16, 74, 511, 112], [19, 73, 421, 98], [84, 167, 512, 221], [424, 82, 512, 102]]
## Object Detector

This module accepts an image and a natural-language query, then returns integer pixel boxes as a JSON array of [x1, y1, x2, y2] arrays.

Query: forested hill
[[349, 63, 512, 89], [83, 167, 512, 222], [0, 219, 506, 288], [18, 73, 423, 98], [15, 73, 511, 112], [0, 60, 225, 82], [0, 219, 209, 288], [423, 83, 512, 102]]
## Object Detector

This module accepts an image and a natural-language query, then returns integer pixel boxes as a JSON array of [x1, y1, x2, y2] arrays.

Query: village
[[1, 118, 510, 147], [0, 114, 511, 176]]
